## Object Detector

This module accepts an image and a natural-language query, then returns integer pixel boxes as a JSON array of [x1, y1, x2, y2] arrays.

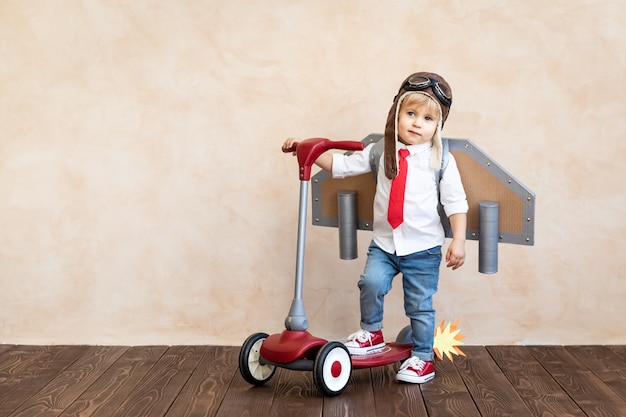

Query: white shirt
[[332, 141, 468, 256]]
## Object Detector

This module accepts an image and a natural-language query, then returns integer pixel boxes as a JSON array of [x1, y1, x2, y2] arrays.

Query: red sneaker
[[396, 356, 435, 383], [344, 329, 385, 355]]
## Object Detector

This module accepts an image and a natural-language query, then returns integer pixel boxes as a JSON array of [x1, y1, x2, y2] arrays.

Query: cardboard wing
[[311, 133, 535, 246]]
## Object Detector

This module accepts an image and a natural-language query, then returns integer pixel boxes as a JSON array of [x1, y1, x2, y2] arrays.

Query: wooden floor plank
[[1, 345, 624, 416], [214, 364, 280, 417], [8, 345, 128, 417], [164, 346, 238, 417], [566, 345, 626, 401], [487, 345, 586, 416], [529, 346, 626, 417], [0, 345, 53, 385], [111, 346, 206, 417], [323, 368, 376, 417], [419, 357, 482, 417], [454, 346, 533, 416], [0, 345, 84, 415], [606, 345, 626, 362], [371, 363, 429, 417], [58, 346, 168, 417], [268, 367, 323, 417], [0, 345, 15, 358]]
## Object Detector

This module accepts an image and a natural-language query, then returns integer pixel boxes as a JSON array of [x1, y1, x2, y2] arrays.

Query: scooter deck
[[350, 342, 413, 369], [260, 330, 327, 364]]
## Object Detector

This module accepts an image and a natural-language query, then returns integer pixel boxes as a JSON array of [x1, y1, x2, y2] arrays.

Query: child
[[282, 72, 468, 384]]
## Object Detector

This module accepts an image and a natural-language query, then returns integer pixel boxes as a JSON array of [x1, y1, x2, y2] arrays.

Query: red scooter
[[238, 138, 413, 396]]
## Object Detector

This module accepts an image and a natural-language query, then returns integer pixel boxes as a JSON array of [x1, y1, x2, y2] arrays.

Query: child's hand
[[445, 238, 466, 270], [282, 137, 299, 155]]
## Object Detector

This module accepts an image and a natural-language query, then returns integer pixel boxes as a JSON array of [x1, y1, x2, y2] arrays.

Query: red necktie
[[388, 148, 410, 229]]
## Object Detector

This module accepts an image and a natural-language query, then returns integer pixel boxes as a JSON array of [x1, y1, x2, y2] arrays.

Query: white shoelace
[[347, 329, 373, 343], [400, 356, 426, 371]]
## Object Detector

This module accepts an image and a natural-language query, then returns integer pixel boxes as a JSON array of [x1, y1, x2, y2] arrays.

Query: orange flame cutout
[[433, 317, 466, 362]]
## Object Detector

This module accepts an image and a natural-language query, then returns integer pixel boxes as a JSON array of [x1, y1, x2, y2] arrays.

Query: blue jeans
[[358, 241, 441, 361]]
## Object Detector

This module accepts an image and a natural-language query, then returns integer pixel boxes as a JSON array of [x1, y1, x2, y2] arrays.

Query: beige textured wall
[[1, 0, 624, 346]]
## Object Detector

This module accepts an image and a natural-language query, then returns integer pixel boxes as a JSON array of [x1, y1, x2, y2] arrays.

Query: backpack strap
[[437, 138, 450, 181], [437, 139, 452, 237], [369, 139, 385, 181]]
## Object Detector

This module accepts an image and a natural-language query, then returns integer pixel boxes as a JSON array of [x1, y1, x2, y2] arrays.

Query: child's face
[[397, 101, 438, 146]]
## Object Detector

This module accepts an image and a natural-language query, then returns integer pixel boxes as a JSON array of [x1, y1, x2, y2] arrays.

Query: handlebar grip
[[328, 140, 365, 152], [285, 138, 364, 181]]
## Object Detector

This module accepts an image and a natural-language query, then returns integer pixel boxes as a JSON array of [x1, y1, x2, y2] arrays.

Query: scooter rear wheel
[[239, 332, 276, 386], [313, 342, 352, 396]]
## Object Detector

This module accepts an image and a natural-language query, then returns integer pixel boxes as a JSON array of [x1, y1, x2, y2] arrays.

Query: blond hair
[[399, 92, 442, 122]]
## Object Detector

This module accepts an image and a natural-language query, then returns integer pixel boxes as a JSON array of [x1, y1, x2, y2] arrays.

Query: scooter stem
[[283, 138, 364, 331], [285, 180, 310, 331]]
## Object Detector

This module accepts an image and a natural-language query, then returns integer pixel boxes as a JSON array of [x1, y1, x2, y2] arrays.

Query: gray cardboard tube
[[338, 191, 358, 260], [479, 201, 499, 274]]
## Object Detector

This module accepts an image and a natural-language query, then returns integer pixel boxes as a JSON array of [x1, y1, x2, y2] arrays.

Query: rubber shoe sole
[[346, 342, 386, 356], [396, 370, 435, 384]]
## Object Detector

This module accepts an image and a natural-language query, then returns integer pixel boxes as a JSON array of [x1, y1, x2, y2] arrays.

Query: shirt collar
[[397, 141, 433, 155]]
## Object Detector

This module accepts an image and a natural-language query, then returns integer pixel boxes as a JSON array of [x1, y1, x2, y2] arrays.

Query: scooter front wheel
[[239, 333, 276, 386], [313, 342, 352, 396]]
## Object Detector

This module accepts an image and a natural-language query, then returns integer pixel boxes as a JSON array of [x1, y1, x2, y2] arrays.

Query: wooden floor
[[0, 344, 624, 417]]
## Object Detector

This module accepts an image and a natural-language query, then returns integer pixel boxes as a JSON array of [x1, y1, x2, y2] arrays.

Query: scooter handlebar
[[282, 138, 364, 181]]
